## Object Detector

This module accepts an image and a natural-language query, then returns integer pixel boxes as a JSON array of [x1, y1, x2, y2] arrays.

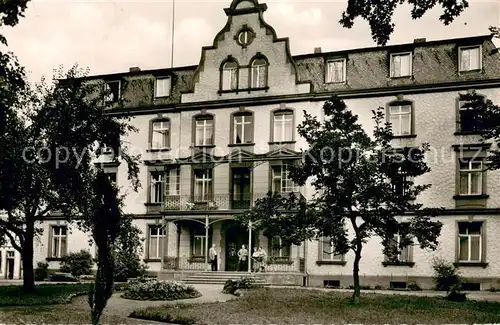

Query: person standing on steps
[[237, 244, 248, 271], [209, 244, 218, 271]]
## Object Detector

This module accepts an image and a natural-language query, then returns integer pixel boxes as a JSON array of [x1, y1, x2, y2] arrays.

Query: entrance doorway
[[224, 221, 256, 271]]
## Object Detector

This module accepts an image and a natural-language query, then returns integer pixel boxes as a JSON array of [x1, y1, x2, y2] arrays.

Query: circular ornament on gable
[[237, 30, 254, 47]]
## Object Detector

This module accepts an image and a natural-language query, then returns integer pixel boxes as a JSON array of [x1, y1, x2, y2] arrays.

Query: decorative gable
[[182, 0, 310, 103]]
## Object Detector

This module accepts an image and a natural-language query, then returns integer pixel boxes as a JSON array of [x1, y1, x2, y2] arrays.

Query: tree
[[460, 90, 500, 170], [0, 65, 139, 293], [35, 67, 140, 324], [239, 96, 443, 302], [112, 214, 147, 282], [340, 0, 469, 46], [83, 171, 125, 325]]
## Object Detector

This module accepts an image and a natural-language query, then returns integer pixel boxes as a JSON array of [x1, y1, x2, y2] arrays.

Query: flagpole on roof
[[170, 0, 176, 69]]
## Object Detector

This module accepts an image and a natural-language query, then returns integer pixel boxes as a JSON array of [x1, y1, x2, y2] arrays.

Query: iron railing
[[163, 192, 304, 211]]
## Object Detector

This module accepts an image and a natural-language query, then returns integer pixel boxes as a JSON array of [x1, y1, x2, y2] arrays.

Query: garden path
[[71, 284, 234, 317]]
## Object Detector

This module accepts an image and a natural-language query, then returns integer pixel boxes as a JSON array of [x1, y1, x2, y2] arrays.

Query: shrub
[[374, 285, 383, 290], [122, 278, 201, 301], [35, 262, 49, 281], [432, 258, 466, 302], [408, 281, 422, 291], [222, 277, 254, 295], [130, 307, 196, 325], [59, 250, 93, 277], [112, 214, 148, 282], [113, 248, 148, 282], [49, 272, 79, 282]]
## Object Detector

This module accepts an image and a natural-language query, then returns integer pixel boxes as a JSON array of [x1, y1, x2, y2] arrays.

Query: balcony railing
[[163, 192, 304, 211]]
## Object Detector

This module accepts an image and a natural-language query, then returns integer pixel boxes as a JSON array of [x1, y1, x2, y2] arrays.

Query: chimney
[[314, 47, 322, 54], [129, 66, 141, 72], [414, 38, 426, 44]]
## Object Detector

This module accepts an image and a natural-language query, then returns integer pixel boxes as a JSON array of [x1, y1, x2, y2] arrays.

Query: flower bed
[[122, 278, 201, 301]]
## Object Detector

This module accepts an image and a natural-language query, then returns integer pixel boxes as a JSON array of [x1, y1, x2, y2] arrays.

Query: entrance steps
[[183, 271, 268, 285]]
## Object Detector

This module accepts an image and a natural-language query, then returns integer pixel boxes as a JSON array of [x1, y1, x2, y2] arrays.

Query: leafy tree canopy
[[341, 0, 469, 46]]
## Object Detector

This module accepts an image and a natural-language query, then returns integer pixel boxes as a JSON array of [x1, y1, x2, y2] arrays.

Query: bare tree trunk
[[350, 216, 362, 303], [89, 243, 115, 325], [352, 247, 362, 302], [22, 221, 35, 293]]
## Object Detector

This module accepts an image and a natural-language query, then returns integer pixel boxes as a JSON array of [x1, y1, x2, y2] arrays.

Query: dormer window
[[390, 52, 412, 78], [325, 59, 346, 83], [221, 60, 238, 91], [250, 57, 268, 88], [459, 46, 482, 72], [104, 81, 120, 103], [155, 77, 171, 98]]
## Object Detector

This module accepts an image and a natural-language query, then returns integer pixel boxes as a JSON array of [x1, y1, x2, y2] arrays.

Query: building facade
[[18, 0, 500, 289]]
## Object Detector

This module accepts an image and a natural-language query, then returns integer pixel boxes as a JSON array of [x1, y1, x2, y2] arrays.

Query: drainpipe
[[248, 221, 252, 273], [205, 214, 209, 272]]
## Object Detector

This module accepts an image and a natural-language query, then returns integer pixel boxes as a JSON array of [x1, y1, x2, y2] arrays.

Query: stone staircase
[[182, 271, 267, 285]]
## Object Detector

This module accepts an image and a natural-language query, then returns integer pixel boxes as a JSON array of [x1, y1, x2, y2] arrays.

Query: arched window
[[150, 118, 171, 150], [232, 112, 253, 144], [272, 110, 293, 142], [221, 60, 238, 91], [387, 100, 413, 136], [250, 57, 268, 88], [194, 115, 215, 147]]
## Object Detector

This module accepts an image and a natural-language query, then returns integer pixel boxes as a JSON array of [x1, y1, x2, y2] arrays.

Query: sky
[[2, 0, 500, 82]]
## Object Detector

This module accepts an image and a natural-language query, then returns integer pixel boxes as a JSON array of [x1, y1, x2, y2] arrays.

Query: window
[[99, 143, 113, 154], [237, 30, 254, 47], [272, 110, 293, 142], [390, 53, 412, 78], [192, 234, 206, 256], [458, 95, 485, 133], [148, 225, 165, 259], [51, 226, 67, 258], [388, 102, 412, 136], [194, 169, 213, 202], [105, 172, 117, 186], [221, 60, 238, 91], [155, 77, 171, 98], [320, 237, 343, 261], [459, 46, 481, 72], [272, 163, 297, 193], [151, 119, 170, 150], [150, 172, 165, 203], [326, 59, 346, 83], [386, 233, 411, 262], [458, 222, 482, 262], [269, 236, 290, 258], [165, 167, 180, 196], [233, 113, 253, 144], [250, 58, 267, 88], [392, 166, 412, 197], [459, 159, 483, 195], [194, 116, 214, 146], [104, 81, 120, 103]]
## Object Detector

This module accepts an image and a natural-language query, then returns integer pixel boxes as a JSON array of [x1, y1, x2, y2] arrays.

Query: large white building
[[4, 0, 500, 290]]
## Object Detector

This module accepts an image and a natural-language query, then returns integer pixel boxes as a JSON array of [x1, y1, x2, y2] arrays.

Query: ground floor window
[[148, 225, 165, 259], [269, 236, 290, 259]]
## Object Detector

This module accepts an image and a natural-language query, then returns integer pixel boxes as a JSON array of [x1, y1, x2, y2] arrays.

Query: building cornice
[[104, 77, 500, 117]]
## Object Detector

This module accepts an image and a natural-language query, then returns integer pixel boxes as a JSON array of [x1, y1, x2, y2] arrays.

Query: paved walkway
[[71, 284, 235, 317]]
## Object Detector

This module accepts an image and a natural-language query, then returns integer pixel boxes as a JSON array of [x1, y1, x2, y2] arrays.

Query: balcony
[[163, 192, 304, 211]]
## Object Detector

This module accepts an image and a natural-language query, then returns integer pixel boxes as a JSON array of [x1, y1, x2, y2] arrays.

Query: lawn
[[130, 287, 500, 325], [0, 283, 92, 306]]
